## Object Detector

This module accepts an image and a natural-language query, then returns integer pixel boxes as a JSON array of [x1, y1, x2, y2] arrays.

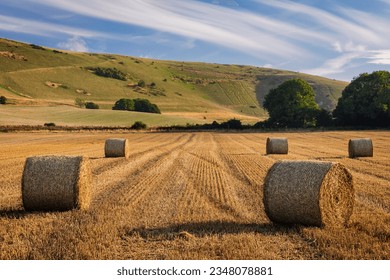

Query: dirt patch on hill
[[0, 51, 27, 61], [76, 89, 91, 96], [45, 81, 62, 88]]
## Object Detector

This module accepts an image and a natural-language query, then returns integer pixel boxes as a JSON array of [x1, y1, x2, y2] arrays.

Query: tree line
[[262, 70, 390, 128]]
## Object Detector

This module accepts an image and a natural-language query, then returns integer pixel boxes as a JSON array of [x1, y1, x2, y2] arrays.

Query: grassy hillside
[[0, 38, 348, 126]]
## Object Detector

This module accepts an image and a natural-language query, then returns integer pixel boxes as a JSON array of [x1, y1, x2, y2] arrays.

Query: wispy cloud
[[254, 0, 383, 44], [366, 50, 390, 65], [211, 0, 239, 7], [22, 0, 322, 60], [303, 52, 363, 76], [1, 0, 389, 80], [57, 36, 88, 52], [0, 14, 106, 38], [255, 0, 390, 77]]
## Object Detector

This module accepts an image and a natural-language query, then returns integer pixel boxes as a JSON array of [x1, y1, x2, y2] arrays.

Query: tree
[[133, 98, 161, 114], [137, 80, 145, 87], [220, 118, 243, 130], [333, 71, 390, 126], [89, 67, 127, 80], [131, 121, 147, 130], [112, 98, 161, 114], [263, 78, 320, 127], [112, 98, 135, 111], [85, 102, 99, 109], [0, 95, 7, 104], [316, 109, 334, 127]]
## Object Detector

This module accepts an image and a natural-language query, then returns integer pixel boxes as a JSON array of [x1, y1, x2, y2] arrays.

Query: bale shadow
[[121, 221, 300, 241], [313, 156, 345, 160], [0, 209, 29, 219]]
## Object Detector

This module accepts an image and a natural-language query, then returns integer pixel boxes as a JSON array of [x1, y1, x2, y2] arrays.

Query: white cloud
[[303, 53, 362, 76], [2, 0, 390, 80], [254, 0, 383, 44], [366, 50, 390, 65], [0, 14, 107, 38], [58, 36, 88, 52], [211, 0, 239, 7], [303, 48, 390, 77], [27, 0, 317, 60]]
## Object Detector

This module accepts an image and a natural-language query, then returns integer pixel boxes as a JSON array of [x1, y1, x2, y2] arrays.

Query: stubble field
[[0, 130, 389, 259]]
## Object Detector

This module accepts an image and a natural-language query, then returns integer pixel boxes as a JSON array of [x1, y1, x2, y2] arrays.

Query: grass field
[[0, 130, 388, 260], [0, 38, 347, 126], [0, 105, 212, 127]]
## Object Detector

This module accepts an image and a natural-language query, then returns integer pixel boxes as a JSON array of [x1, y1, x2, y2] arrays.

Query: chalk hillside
[[0, 38, 347, 127]]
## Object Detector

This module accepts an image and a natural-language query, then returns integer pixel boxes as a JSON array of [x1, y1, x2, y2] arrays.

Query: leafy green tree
[[137, 80, 146, 87], [333, 71, 390, 126], [112, 98, 160, 114], [112, 98, 135, 111], [263, 78, 320, 127], [133, 98, 161, 114], [131, 121, 147, 130], [85, 102, 99, 109], [0, 95, 7, 104], [316, 109, 334, 127]]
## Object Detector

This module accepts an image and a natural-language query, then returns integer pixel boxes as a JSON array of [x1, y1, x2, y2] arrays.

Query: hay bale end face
[[348, 138, 373, 158], [263, 160, 354, 227], [266, 137, 288, 154], [105, 138, 129, 158], [22, 156, 92, 211]]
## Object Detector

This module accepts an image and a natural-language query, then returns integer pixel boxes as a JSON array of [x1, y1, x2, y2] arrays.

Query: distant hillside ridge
[[0, 37, 347, 126]]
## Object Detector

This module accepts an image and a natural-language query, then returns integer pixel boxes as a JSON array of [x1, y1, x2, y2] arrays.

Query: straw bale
[[266, 137, 288, 154], [348, 138, 373, 158], [263, 160, 354, 227], [22, 156, 92, 211], [105, 138, 129, 158]]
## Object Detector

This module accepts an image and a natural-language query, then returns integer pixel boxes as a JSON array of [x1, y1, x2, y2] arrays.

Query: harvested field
[[0, 131, 389, 260]]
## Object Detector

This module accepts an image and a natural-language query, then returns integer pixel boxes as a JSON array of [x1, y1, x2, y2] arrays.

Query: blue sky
[[0, 0, 389, 81]]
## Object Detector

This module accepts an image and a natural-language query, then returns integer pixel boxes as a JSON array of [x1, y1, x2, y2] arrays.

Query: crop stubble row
[[0, 131, 389, 259]]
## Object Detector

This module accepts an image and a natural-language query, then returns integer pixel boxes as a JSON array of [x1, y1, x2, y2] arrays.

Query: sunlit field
[[0, 130, 388, 259]]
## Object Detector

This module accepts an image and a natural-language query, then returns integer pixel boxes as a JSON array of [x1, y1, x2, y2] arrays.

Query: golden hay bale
[[348, 138, 373, 158], [104, 138, 129, 158], [266, 137, 288, 154], [263, 160, 354, 227], [22, 156, 92, 211]]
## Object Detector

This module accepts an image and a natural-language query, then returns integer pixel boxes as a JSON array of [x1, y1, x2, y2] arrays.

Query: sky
[[0, 0, 389, 81]]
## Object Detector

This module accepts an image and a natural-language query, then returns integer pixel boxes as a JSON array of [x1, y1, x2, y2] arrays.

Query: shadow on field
[[0, 209, 29, 219], [313, 156, 344, 160], [121, 221, 299, 241]]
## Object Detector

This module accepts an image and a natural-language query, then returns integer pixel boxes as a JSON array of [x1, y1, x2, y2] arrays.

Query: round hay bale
[[263, 160, 354, 227], [348, 138, 373, 158], [266, 137, 288, 154], [104, 138, 129, 158], [22, 156, 92, 211]]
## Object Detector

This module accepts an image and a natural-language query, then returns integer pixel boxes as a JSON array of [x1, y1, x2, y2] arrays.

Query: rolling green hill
[[0, 38, 348, 127]]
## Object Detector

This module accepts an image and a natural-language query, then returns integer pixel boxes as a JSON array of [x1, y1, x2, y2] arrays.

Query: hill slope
[[0, 38, 347, 126]]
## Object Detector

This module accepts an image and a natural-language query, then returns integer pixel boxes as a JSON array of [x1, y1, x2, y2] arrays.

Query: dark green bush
[[0, 95, 7, 104], [131, 121, 147, 130], [88, 67, 127, 81], [85, 102, 99, 109], [113, 98, 160, 114], [112, 98, 135, 111]]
